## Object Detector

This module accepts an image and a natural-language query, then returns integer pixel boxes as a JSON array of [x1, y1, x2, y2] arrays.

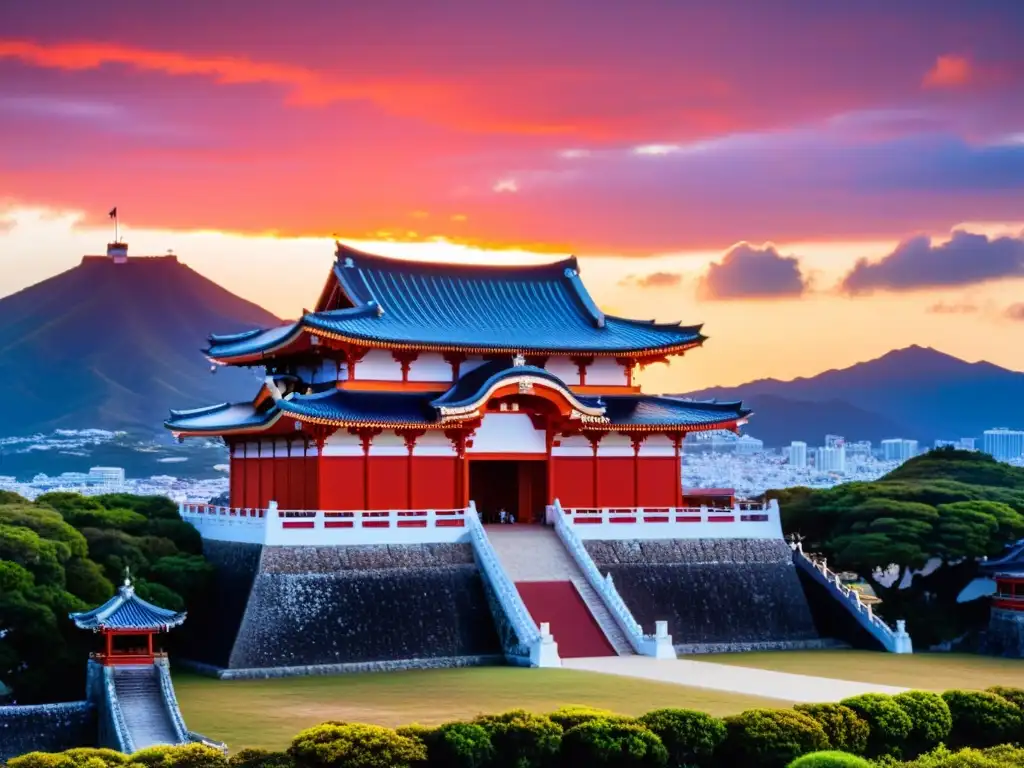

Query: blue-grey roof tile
[[70, 582, 186, 631], [206, 246, 704, 359]]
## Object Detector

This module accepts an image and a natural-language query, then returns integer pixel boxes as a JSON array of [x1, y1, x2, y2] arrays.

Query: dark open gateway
[[469, 459, 547, 523]]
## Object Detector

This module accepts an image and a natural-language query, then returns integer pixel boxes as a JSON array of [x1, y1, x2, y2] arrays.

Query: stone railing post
[[893, 619, 914, 654], [531, 622, 560, 667], [652, 620, 675, 659]]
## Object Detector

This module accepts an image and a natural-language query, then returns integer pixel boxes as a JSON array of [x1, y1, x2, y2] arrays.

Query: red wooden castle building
[[167, 245, 751, 522]]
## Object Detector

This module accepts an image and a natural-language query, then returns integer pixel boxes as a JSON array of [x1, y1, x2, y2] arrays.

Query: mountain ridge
[[0, 255, 281, 436], [681, 345, 1024, 446]]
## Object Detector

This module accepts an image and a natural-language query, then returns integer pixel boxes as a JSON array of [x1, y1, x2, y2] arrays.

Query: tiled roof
[[166, 378, 749, 434], [600, 395, 751, 428], [70, 582, 186, 631], [205, 245, 704, 359], [430, 359, 603, 412]]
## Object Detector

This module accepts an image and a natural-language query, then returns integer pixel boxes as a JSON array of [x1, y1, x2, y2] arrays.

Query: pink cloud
[[923, 54, 976, 89]]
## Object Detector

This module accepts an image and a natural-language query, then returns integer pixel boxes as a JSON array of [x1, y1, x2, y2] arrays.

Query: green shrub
[[892, 691, 953, 756], [985, 686, 1024, 711], [228, 749, 295, 768], [785, 751, 874, 768], [901, 743, 1024, 767], [838, 694, 913, 758], [720, 709, 828, 768], [560, 719, 668, 768], [131, 745, 228, 768], [289, 722, 427, 768], [428, 722, 495, 768], [941, 690, 1024, 749], [471, 710, 562, 768], [6, 754, 76, 768], [636, 708, 726, 767], [792, 704, 869, 755], [61, 749, 131, 768], [547, 705, 631, 730]]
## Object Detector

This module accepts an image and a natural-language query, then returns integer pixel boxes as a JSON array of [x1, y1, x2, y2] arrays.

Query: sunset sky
[[1, 1, 1022, 391]]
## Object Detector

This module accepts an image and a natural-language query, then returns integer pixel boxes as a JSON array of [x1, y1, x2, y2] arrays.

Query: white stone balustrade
[[791, 542, 913, 654], [554, 499, 783, 540], [178, 501, 471, 546], [551, 500, 676, 658], [465, 504, 560, 668]]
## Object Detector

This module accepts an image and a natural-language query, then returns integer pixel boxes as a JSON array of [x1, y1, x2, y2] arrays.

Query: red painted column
[[360, 430, 373, 509], [315, 434, 326, 511], [631, 435, 645, 507], [588, 434, 602, 507], [672, 433, 684, 508], [545, 428, 556, 505], [239, 442, 247, 507], [256, 440, 263, 509]]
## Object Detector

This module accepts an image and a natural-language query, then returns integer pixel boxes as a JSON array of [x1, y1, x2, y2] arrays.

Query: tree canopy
[[770, 448, 1024, 646], [0, 492, 212, 703]]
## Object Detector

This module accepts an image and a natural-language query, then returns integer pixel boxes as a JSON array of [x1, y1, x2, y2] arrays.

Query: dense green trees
[[0, 492, 212, 702], [770, 448, 1024, 645]]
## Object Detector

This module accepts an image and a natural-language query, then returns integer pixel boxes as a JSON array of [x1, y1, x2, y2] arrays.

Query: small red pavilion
[[69, 572, 186, 665], [166, 244, 752, 520]]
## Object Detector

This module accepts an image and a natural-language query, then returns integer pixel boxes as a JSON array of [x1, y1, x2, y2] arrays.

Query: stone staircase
[[485, 526, 634, 655], [112, 666, 181, 749]]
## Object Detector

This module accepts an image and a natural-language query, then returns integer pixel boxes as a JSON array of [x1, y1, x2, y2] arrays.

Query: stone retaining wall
[[0, 702, 96, 761], [586, 538, 820, 649]]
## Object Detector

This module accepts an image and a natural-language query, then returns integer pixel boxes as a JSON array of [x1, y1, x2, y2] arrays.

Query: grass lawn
[[698, 650, 1024, 691], [173, 666, 782, 750]]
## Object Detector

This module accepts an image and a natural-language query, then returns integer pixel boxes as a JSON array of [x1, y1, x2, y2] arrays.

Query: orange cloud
[[923, 54, 974, 88], [0, 39, 386, 106]]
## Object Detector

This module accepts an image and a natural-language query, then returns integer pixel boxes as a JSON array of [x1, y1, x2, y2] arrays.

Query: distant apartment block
[[815, 445, 846, 473], [984, 429, 1024, 462], [736, 434, 764, 455], [788, 441, 808, 468], [882, 439, 918, 462]]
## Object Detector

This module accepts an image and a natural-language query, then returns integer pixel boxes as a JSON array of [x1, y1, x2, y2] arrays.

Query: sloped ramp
[[516, 581, 616, 658], [111, 666, 183, 750]]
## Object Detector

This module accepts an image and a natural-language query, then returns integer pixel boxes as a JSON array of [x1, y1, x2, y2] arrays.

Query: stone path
[[562, 656, 908, 703]]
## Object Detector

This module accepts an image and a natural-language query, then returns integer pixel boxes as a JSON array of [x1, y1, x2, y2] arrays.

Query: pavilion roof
[[205, 245, 705, 361], [69, 577, 186, 632], [166, 367, 751, 435]]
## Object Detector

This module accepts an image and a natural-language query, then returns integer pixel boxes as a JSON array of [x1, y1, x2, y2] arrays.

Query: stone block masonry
[[585, 539, 820, 651], [0, 702, 96, 760], [191, 542, 503, 673]]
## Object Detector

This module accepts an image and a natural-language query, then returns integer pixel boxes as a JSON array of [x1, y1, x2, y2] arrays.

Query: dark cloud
[[697, 243, 808, 300], [927, 301, 979, 314], [619, 271, 682, 288], [1007, 303, 1024, 321], [840, 230, 1024, 294]]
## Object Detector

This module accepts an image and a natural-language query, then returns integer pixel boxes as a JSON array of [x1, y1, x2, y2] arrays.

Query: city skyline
[[2, 2, 1024, 390]]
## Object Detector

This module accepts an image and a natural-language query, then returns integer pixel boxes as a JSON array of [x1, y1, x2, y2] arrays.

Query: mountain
[[0, 255, 281, 436], [682, 346, 1024, 446]]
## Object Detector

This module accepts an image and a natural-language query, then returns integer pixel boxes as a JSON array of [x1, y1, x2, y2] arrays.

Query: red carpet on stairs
[[515, 581, 616, 658]]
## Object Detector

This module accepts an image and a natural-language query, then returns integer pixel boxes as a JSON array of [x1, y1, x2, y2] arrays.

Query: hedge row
[[6, 686, 1024, 768]]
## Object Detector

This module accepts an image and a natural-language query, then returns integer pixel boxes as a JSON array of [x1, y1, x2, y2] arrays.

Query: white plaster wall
[[596, 432, 635, 457], [367, 430, 408, 456], [460, 356, 489, 375], [638, 434, 676, 457], [359, 349, 402, 380], [408, 352, 454, 382], [323, 430, 364, 456], [551, 433, 593, 457], [413, 431, 456, 457], [544, 357, 580, 386], [588, 358, 627, 386], [469, 413, 546, 453]]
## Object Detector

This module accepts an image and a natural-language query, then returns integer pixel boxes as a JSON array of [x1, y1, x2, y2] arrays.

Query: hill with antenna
[[0, 248, 281, 436]]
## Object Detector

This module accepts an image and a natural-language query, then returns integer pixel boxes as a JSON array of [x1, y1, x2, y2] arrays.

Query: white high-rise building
[[825, 434, 845, 449], [815, 445, 846, 473], [959, 437, 976, 451], [788, 441, 808, 468], [735, 435, 764, 455], [881, 439, 917, 463], [88, 466, 125, 493], [984, 429, 1024, 461]]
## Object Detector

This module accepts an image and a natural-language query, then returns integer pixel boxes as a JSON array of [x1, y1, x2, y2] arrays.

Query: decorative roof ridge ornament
[[512, 352, 526, 367], [121, 566, 135, 597]]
